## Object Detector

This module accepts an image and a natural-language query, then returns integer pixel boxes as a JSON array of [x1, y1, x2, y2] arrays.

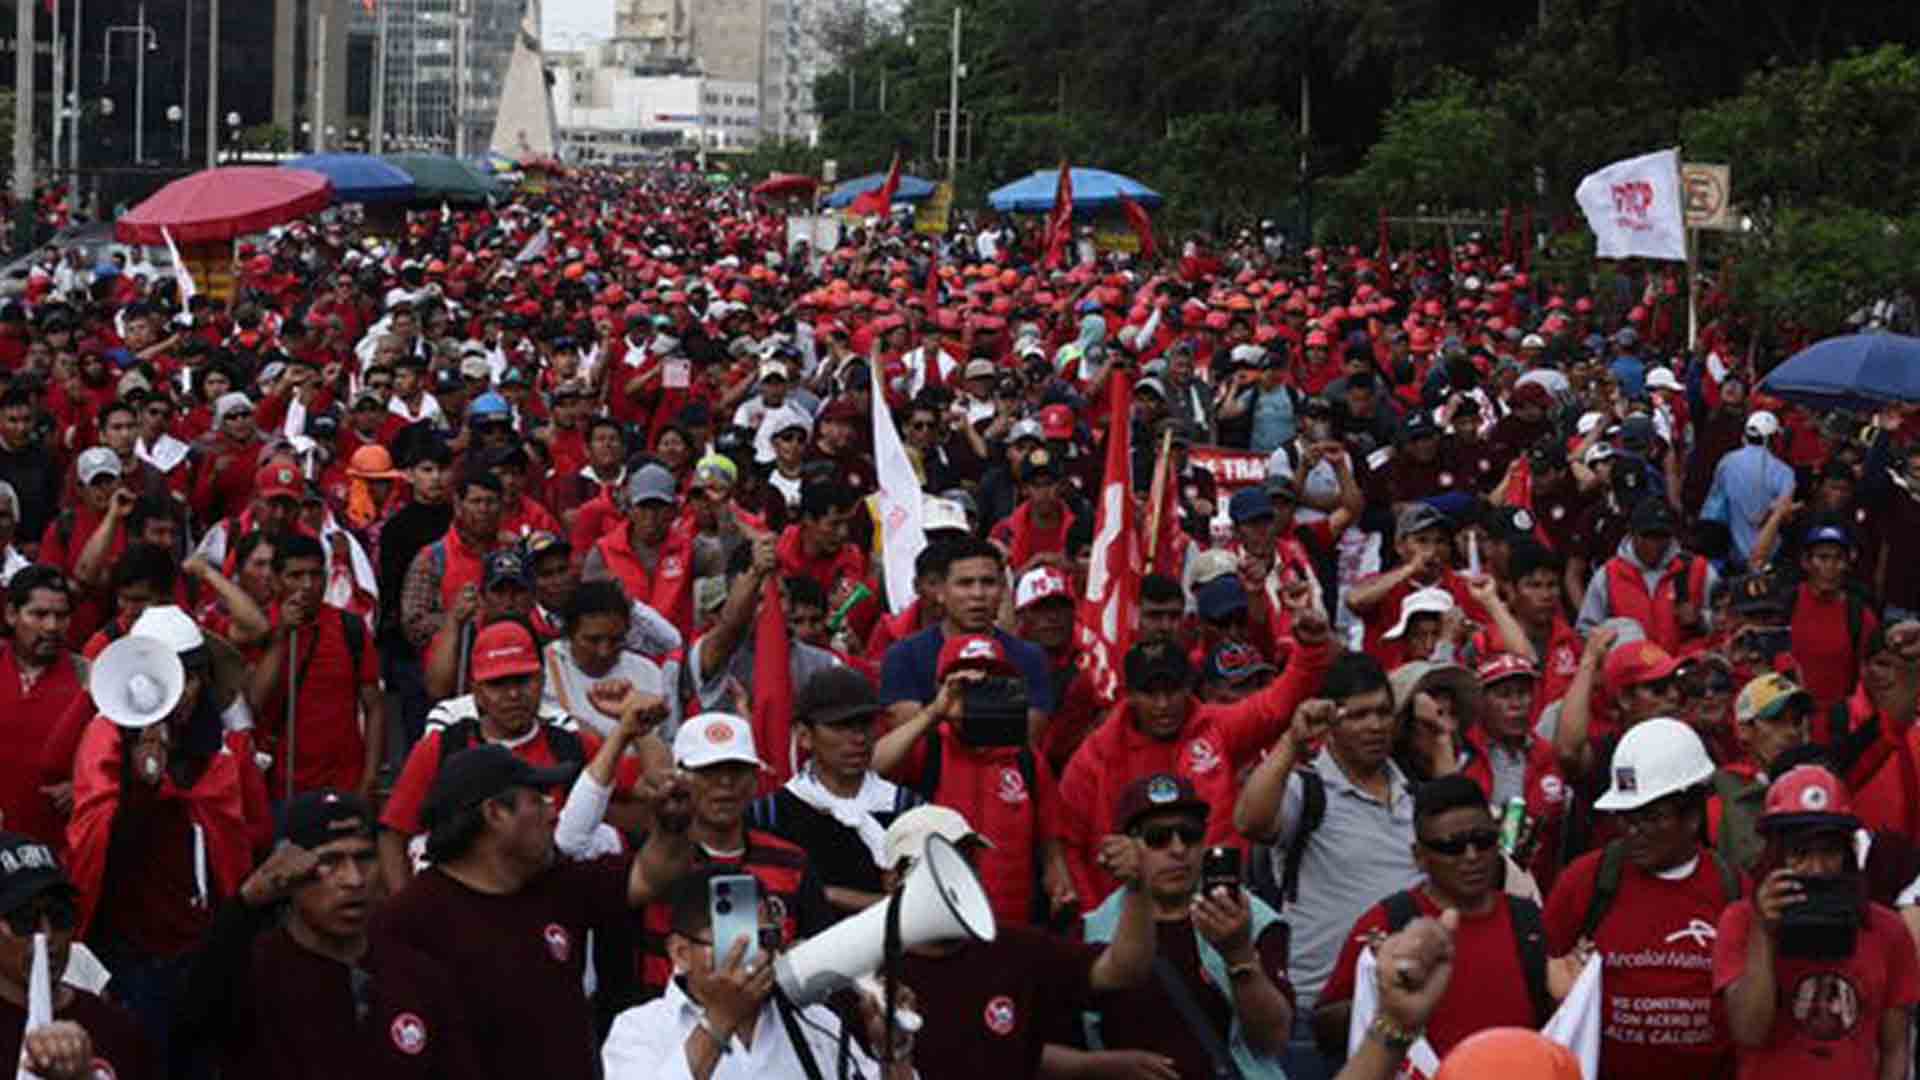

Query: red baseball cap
[[1603, 640, 1681, 695], [255, 462, 301, 501], [1475, 653, 1538, 687], [937, 634, 1014, 679], [1039, 404, 1075, 441], [470, 622, 541, 683]]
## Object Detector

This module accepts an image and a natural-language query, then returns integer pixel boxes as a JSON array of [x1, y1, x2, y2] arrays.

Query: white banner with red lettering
[[1347, 946, 1601, 1078], [1575, 148, 1688, 262], [1186, 445, 1269, 491]]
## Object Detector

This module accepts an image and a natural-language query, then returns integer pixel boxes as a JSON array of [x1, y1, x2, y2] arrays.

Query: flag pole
[[1144, 426, 1173, 565], [1677, 148, 1698, 352]]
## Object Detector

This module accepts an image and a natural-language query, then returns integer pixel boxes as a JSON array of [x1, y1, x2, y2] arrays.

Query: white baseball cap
[[882, 805, 993, 870], [923, 495, 969, 535], [1745, 410, 1781, 438], [76, 447, 122, 486], [672, 712, 765, 770], [1382, 586, 1455, 641], [1646, 367, 1682, 391], [1520, 333, 1547, 350], [1014, 567, 1072, 612], [1583, 441, 1617, 466]]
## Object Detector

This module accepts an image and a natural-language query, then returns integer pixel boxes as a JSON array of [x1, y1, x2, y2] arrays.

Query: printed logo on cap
[[1539, 775, 1567, 805], [1146, 775, 1180, 804], [1551, 504, 1566, 521], [390, 1013, 428, 1056], [1800, 785, 1830, 811], [1614, 766, 1637, 794], [996, 767, 1029, 805], [983, 995, 1018, 1036], [1438, 472, 1454, 487], [1512, 509, 1534, 530], [88, 1061, 117, 1080], [705, 720, 735, 745], [959, 638, 998, 663], [544, 922, 571, 963]]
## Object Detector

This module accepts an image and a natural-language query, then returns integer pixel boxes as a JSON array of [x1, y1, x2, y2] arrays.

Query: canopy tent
[[380, 153, 501, 206], [115, 167, 334, 245], [987, 167, 1163, 214], [1758, 332, 1920, 412], [282, 154, 417, 205], [822, 172, 938, 210]]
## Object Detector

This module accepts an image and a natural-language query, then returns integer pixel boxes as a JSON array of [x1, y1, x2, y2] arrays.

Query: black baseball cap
[[1112, 773, 1208, 834], [796, 666, 885, 727], [422, 745, 578, 828], [1630, 496, 1677, 536], [482, 549, 529, 590], [0, 832, 76, 917], [280, 789, 375, 849]]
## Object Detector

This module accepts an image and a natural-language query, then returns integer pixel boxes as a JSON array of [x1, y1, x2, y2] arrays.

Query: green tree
[[1334, 70, 1514, 219], [1725, 207, 1920, 347]]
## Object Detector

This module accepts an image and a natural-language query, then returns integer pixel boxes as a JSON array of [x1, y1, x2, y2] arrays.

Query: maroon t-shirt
[[0, 988, 152, 1080], [1085, 919, 1293, 1077], [899, 925, 1101, 1080], [367, 858, 632, 1080], [230, 926, 387, 1080]]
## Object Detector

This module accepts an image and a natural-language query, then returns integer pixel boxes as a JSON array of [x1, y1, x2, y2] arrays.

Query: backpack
[[292, 609, 368, 690], [1382, 890, 1553, 1026], [1709, 769, 1768, 873], [1246, 768, 1326, 910], [438, 716, 586, 769], [1579, 838, 1741, 942]]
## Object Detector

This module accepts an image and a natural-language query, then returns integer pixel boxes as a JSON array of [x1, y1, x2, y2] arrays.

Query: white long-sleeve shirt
[[602, 979, 908, 1080]]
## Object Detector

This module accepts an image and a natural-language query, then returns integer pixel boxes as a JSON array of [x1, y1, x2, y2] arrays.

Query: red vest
[[592, 525, 694, 636], [434, 527, 491, 611], [990, 501, 1075, 571], [926, 732, 1044, 928], [1603, 553, 1709, 653]]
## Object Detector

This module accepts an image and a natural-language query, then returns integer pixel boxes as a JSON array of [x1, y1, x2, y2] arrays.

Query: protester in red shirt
[[245, 534, 384, 800], [1347, 503, 1489, 659], [1715, 766, 1918, 1080], [1543, 718, 1740, 1080], [1785, 517, 1875, 716], [0, 567, 86, 847], [989, 450, 1076, 574], [1319, 774, 1582, 1057]]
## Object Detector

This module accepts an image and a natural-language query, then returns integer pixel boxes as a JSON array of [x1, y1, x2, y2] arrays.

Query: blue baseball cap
[[1196, 576, 1250, 622], [1228, 487, 1276, 525]]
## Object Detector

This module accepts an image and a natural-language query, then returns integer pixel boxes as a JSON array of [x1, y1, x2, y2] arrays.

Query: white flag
[[1347, 944, 1603, 1079], [160, 227, 196, 305], [1575, 148, 1688, 262], [870, 358, 926, 616], [514, 226, 551, 264], [14, 932, 48, 1080]]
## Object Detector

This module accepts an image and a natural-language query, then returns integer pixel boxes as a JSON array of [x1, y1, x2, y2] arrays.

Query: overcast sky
[[544, 0, 613, 42]]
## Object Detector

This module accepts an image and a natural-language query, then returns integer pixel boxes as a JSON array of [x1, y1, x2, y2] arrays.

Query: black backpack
[[1382, 890, 1553, 1026], [438, 716, 586, 769]]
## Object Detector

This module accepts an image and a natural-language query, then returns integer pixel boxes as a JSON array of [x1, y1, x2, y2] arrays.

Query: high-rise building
[[349, 0, 527, 153], [612, 0, 819, 145]]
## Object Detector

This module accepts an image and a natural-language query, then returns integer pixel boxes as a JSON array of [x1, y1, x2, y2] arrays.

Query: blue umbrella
[[987, 167, 1163, 214], [281, 153, 417, 205], [822, 172, 938, 210], [1759, 332, 1920, 411]]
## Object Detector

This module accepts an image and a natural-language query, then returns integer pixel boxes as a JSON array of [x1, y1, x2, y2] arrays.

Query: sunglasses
[[1419, 828, 1500, 856], [4, 895, 76, 936], [906, 420, 936, 431], [1133, 821, 1205, 850]]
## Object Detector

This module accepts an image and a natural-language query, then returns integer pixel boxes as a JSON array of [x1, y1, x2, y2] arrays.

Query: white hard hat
[[1744, 410, 1781, 439], [1593, 717, 1716, 812]]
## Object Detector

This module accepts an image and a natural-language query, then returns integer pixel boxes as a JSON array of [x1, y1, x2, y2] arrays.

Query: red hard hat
[[1629, 305, 1649, 323], [1574, 297, 1594, 313], [1760, 765, 1860, 833], [1436, 1029, 1580, 1080], [1305, 331, 1331, 348]]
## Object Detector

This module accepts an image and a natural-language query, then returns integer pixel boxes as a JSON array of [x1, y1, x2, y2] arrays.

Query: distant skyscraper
[[612, 0, 819, 144], [351, 0, 528, 153]]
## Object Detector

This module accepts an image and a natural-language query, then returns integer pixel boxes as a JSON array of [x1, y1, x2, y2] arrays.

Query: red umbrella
[[751, 172, 819, 199], [115, 167, 335, 245]]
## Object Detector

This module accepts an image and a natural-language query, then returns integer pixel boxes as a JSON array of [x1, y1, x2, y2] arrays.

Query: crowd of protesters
[[0, 164, 1913, 1080]]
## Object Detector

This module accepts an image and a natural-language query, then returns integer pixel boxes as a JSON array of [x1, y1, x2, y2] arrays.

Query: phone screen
[[707, 874, 760, 968]]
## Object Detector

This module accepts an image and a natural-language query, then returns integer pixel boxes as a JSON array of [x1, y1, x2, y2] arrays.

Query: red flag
[[750, 576, 796, 793], [923, 255, 941, 313], [1120, 195, 1157, 260], [851, 152, 902, 217], [1074, 373, 1141, 702], [1044, 161, 1074, 270]]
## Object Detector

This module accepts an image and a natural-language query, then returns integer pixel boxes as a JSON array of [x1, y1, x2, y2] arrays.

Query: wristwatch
[[1366, 1015, 1419, 1054]]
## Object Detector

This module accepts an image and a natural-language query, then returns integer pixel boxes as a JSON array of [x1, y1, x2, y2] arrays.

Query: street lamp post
[[104, 3, 158, 164], [167, 104, 183, 160], [226, 111, 240, 163]]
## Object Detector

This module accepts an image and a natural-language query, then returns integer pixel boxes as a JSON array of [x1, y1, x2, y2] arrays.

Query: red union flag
[[1575, 148, 1687, 261], [1044, 161, 1074, 269], [1075, 372, 1141, 702]]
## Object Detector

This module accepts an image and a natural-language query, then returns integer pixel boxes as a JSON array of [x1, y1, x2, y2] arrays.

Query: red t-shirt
[[1713, 899, 1920, 1080], [1789, 586, 1874, 719], [256, 608, 379, 794], [1356, 569, 1489, 668], [1544, 849, 1738, 1080], [380, 724, 603, 837], [1320, 888, 1539, 1056]]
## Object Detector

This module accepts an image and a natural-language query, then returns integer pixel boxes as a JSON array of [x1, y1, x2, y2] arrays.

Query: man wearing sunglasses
[[0, 831, 150, 1079], [1066, 773, 1294, 1080], [1318, 775, 1584, 1060]]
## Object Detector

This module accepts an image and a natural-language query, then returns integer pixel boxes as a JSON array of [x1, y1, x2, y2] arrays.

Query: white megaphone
[[775, 834, 996, 1013], [90, 634, 185, 730]]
